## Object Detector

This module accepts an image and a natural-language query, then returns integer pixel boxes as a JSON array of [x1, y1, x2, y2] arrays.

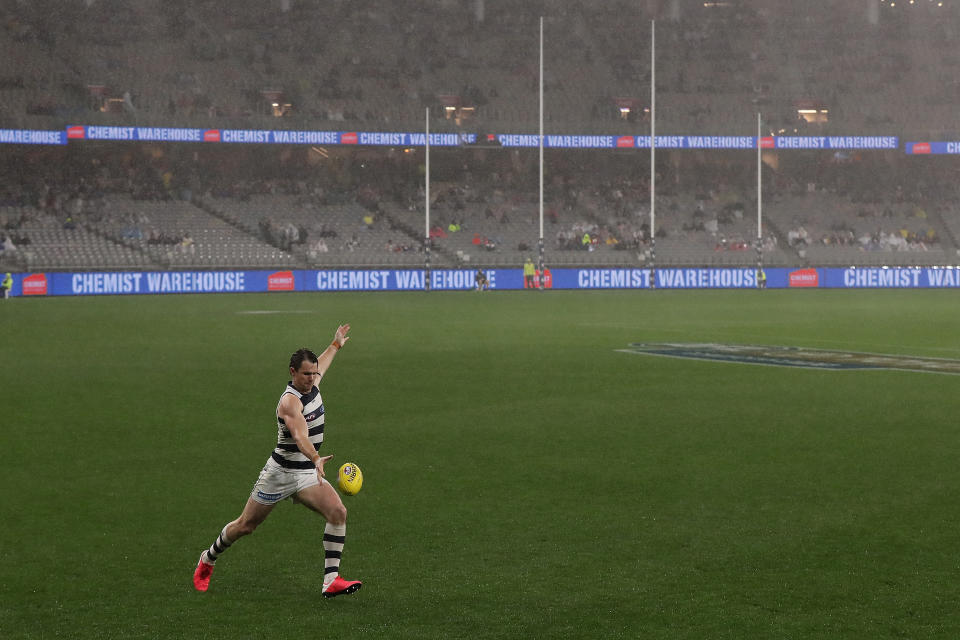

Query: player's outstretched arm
[[317, 323, 350, 378]]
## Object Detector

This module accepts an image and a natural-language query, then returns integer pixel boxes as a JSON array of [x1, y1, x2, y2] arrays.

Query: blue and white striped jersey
[[271, 383, 325, 470]]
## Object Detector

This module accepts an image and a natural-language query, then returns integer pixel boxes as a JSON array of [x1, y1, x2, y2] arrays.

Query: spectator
[[474, 268, 489, 291]]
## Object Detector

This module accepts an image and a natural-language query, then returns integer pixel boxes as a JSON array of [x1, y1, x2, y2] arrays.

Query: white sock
[[205, 525, 233, 564], [322, 523, 346, 586]]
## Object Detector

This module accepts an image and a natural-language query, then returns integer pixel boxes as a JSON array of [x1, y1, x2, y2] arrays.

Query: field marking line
[[236, 310, 315, 315]]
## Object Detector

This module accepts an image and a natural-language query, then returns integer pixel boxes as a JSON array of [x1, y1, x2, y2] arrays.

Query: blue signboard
[[219, 131, 477, 146], [772, 136, 898, 150], [48, 125, 906, 151], [6, 266, 960, 297], [904, 142, 960, 155], [820, 266, 960, 288], [0, 129, 66, 145]]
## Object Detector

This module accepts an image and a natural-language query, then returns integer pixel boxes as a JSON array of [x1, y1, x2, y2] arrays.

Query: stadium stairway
[[193, 197, 308, 268], [928, 207, 960, 254], [761, 216, 803, 265], [0, 247, 26, 271], [80, 221, 163, 269], [379, 203, 454, 267]]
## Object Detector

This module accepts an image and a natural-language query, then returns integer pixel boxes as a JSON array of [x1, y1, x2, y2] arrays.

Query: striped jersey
[[271, 382, 325, 470]]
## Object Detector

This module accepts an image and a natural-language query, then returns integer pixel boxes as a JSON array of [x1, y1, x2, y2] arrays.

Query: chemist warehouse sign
[[50, 126, 900, 150], [6, 267, 960, 297]]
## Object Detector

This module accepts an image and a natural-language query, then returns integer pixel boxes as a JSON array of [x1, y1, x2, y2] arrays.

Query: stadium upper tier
[[1, 1, 958, 138]]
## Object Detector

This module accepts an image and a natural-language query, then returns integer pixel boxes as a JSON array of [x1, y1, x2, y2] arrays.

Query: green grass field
[[2, 289, 959, 639]]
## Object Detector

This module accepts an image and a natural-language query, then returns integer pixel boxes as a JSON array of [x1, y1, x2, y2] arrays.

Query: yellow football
[[337, 462, 363, 495]]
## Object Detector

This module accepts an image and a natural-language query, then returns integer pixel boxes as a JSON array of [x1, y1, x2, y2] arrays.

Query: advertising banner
[[7, 266, 960, 297], [904, 142, 960, 155], [821, 267, 960, 288], [771, 136, 898, 150], [40, 126, 907, 151], [67, 126, 210, 142], [787, 268, 820, 288], [0, 129, 67, 145]]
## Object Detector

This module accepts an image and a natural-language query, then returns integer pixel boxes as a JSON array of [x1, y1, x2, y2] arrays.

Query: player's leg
[[295, 478, 345, 523], [207, 496, 276, 563], [295, 481, 362, 597], [223, 497, 276, 544], [194, 469, 280, 592], [194, 498, 274, 592]]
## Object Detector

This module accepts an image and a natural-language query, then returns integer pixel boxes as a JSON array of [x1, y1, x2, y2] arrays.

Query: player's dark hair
[[289, 348, 319, 371]]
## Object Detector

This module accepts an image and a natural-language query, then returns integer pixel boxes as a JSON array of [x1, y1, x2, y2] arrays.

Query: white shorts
[[250, 458, 323, 505]]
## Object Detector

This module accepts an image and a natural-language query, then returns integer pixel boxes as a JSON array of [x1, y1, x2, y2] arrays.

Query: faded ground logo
[[617, 343, 960, 375]]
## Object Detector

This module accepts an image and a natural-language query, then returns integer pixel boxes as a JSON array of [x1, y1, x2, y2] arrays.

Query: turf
[[1, 289, 959, 639]]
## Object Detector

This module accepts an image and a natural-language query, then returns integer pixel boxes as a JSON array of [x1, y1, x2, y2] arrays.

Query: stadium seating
[[203, 195, 433, 267], [4, 206, 152, 270], [90, 196, 297, 268], [4, 1, 960, 272], [2, 1, 958, 135], [763, 192, 953, 267]]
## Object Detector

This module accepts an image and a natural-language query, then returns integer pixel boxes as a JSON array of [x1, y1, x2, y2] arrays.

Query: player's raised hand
[[334, 324, 351, 348]]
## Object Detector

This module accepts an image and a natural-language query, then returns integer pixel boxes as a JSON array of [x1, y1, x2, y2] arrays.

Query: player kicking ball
[[193, 325, 361, 598]]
